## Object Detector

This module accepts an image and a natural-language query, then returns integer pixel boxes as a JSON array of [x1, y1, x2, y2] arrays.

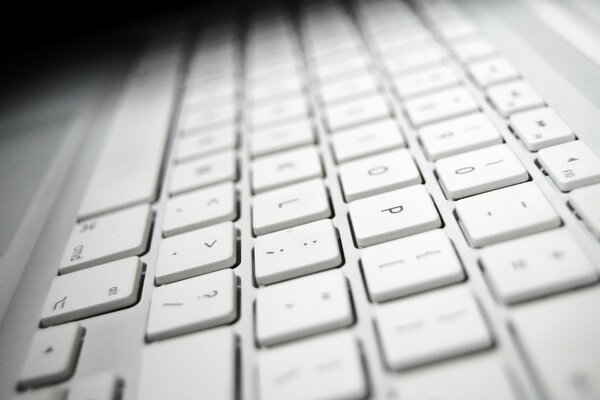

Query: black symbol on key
[[198, 290, 218, 299], [204, 240, 217, 248], [381, 205, 403, 214], [44, 346, 54, 354], [53, 296, 67, 311], [278, 198, 299, 208], [108, 286, 119, 296]]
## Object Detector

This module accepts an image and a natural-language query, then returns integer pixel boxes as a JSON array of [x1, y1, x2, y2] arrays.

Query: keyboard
[[4, 0, 600, 399]]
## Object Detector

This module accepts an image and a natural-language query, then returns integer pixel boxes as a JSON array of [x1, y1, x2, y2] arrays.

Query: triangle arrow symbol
[[204, 240, 217, 248]]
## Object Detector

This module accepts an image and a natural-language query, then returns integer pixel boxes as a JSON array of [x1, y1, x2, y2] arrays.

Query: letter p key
[[381, 205, 404, 214]]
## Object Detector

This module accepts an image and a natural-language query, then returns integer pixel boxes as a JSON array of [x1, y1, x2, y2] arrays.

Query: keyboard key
[[155, 222, 236, 285], [252, 146, 323, 193], [468, 57, 519, 87], [481, 229, 597, 304], [570, 183, 600, 238], [315, 57, 370, 83], [252, 179, 331, 235], [375, 286, 492, 370], [179, 104, 235, 133], [249, 76, 304, 105], [19, 323, 83, 388], [510, 108, 575, 151], [255, 219, 341, 285], [256, 269, 353, 346], [250, 119, 315, 158], [147, 269, 237, 341], [324, 95, 390, 132], [404, 86, 479, 127], [339, 149, 421, 201], [331, 118, 405, 163], [42, 258, 141, 326], [163, 182, 236, 237], [436, 144, 528, 199], [250, 97, 308, 131], [175, 126, 237, 162], [349, 184, 441, 247], [452, 38, 496, 63], [138, 328, 235, 400], [59, 204, 151, 274], [169, 150, 237, 195], [538, 140, 600, 191], [258, 331, 367, 400], [419, 112, 502, 160], [456, 182, 561, 247], [384, 47, 446, 75], [362, 229, 464, 302], [67, 373, 120, 400], [394, 65, 458, 99], [487, 81, 544, 117], [320, 74, 379, 107]]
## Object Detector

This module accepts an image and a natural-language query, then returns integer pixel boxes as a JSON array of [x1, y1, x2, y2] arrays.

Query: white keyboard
[[8, 0, 600, 399]]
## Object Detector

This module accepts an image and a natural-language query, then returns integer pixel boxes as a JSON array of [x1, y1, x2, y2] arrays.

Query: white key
[[250, 119, 315, 157], [436, 144, 529, 199], [394, 65, 458, 99], [376, 286, 492, 370], [349, 184, 441, 247], [404, 86, 479, 127], [256, 269, 353, 346], [163, 182, 236, 237], [138, 328, 235, 400], [59, 204, 151, 274], [339, 149, 421, 201], [250, 97, 307, 131], [252, 146, 323, 193], [320, 75, 379, 107], [324, 95, 390, 132], [42, 258, 141, 326], [362, 229, 464, 302], [419, 112, 502, 160], [254, 219, 341, 285], [437, 21, 480, 42], [384, 47, 445, 75], [175, 126, 236, 162], [155, 222, 236, 285], [330, 118, 405, 163], [570, 183, 600, 238], [249, 77, 304, 105], [456, 182, 561, 247], [259, 331, 367, 400], [179, 104, 235, 133], [169, 150, 237, 195], [315, 57, 369, 83], [67, 373, 120, 400], [453, 38, 496, 63], [252, 179, 331, 235], [538, 140, 600, 191], [487, 81, 545, 117], [147, 269, 237, 341], [510, 108, 575, 151], [468, 57, 519, 87], [481, 229, 597, 304], [19, 323, 83, 388]]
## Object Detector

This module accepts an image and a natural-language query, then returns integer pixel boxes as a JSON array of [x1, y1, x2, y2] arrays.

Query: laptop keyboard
[[12, 0, 600, 399]]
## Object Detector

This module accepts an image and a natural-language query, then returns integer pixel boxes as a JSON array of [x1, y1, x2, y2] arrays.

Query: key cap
[[179, 104, 235, 133], [437, 21, 480, 42], [487, 81, 545, 117], [254, 219, 342, 285], [59, 204, 151, 274], [258, 331, 367, 400], [249, 77, 304, 105], [169, 150, 237, 195], [481, 229, 597, 304], [256, 269, 353, 346], [362, 229, 464, 302], [250, 97, 308, 131], [250, 119, 315, 158], [324, 95, 390, 132], [419, 112, 502, 160], [436, 144, 528, 199], [349, 184, 441, 247], [315, 57, 370, 83], [19, 323, 83, 388], [384, 47, 445, 75], [320, 74, 379, 107], [538, 140, 600, 191], [67, 373, 120, 400], [394, 65, 458, 99], [510, 107, 575, 151], [453, 38, 496, 63], [155, 221, 236, 285], [252, 146, 323, 193], [138, 328, 235, 400], [468, 57, 519, 87], [404, 86, 479, 127], [570, 183, 600, 238], [339, 149, 421, 201], [42, 258, 141, 326], [163, 182, 236, 237], [456, 182, 561, 247], [376, 286, 492, 370], [175, 126, 237, 162], [252, 179, 331, 235], [147, 269, 237, 341], [330, 118, 405, 163]]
